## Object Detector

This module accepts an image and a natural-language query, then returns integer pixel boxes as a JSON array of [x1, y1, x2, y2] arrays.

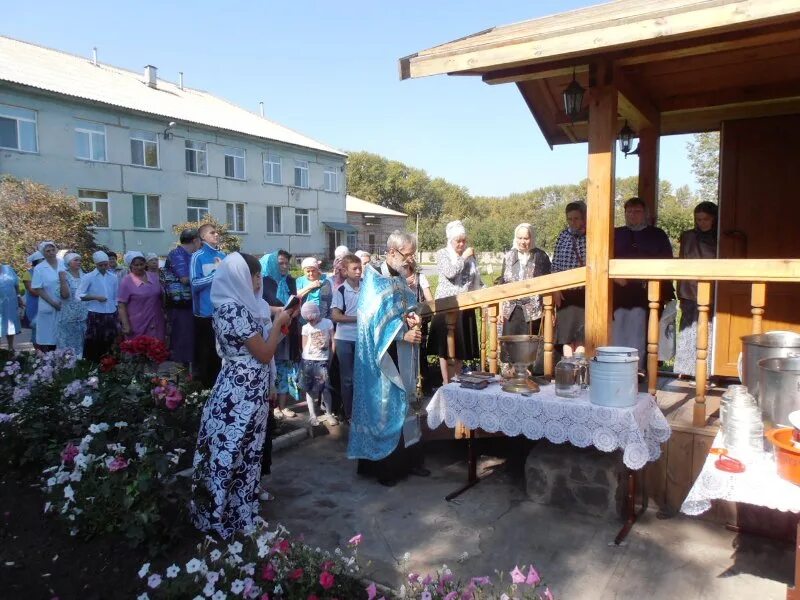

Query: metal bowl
[[498, 334, 542, 365]]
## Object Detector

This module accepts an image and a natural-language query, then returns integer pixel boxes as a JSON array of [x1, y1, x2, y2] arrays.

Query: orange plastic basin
[[766, 428, 800, 486]]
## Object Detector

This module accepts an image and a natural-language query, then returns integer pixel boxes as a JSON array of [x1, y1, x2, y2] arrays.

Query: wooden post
[[488, 304, 499, 374], [694, 281, 712, 427], [751, 282, 766, 334], [584, 63, 617, 357], [647, 280, 660, 395], [638, 126, 660, 225], [543, 294, 555, 378], [480, 306, 487, 372]]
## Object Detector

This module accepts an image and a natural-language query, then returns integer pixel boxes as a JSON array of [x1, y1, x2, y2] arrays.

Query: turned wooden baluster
[[647, 281, 660, 395], [751, 282, 766, 334], [543, 294, 555, 379], [480, 306, 488, 372], [445, 310, 457, 382], [693, 281, 712, 428], [488, 304, 499, 374]]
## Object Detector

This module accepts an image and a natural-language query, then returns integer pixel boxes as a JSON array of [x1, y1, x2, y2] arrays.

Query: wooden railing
[[423, 258, 800, 429]]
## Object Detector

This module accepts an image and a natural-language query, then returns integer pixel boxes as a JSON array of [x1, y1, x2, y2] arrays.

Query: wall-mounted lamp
[[562, 70, 585, 121], [618, 121, 639, 158], [163, 121, 176, 140]]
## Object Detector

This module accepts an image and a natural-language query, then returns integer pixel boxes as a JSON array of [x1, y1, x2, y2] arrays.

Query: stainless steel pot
[[740, 331, 800, 398], [758, 355, 800, 429]]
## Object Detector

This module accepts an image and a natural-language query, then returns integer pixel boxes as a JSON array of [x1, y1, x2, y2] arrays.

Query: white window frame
[[295, 208, 310, 235], [78, 189, 110, 228], [0, 103, 38, 153], [266, 206, 282, 234], [323, 168, 339, 193], [74, 119, 107, 162], [294, 160, 309, 189], [224, 147, 246, 180], [132, 193, 162, 230], [185, 140, 208, 175], [226, 202, 246, 233], [263, 153, 282, 185], [130, 129, 159, 168], [187, 198, 209, 222]]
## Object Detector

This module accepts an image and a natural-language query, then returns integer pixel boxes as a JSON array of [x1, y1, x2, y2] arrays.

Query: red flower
[[261, 562, 277, 581], [320, 560, 335, 572], [307, 595, 319, 600], [272, 539, 290, 554], [99, 355, 117, 373], [288, 568, 304, 581], [319, 571, 335, 590], [61, 442, 78, 465]]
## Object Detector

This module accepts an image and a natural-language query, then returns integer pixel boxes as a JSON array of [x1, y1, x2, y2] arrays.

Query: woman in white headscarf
[[190, 252, 294, 539], [56, 252, 88, 357], [428, 220, 482, 383], [31, 241, 64, 351]]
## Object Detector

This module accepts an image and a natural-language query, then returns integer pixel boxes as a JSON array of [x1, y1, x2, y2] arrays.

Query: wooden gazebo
[[400, 0, 800, 428]]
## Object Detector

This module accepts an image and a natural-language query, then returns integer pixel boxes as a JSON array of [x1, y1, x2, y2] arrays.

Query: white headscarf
[[513, 223, 535, 267], [124, 251, 144, 266], [145, 253, 158, 261], [301, 257, 320, 270], [334, 245, 349, 259], [38, 241, 56, 253], [354, 250, 370, 259], [63, 252, 81, 267], [445, 220, 466, 242], [27, 251, 44, 263], [92, 251, 109, 264], [300, 301, 320, 321], [210, 252, 261, 318]]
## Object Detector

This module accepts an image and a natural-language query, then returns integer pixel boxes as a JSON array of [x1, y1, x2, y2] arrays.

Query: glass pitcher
[[555, 357, 585, 398]]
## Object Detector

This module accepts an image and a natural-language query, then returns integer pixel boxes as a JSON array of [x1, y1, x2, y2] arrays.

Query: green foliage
[[171, 214, 241, 254], [0, 176, 98, 273], [687, 132, 720, 204]]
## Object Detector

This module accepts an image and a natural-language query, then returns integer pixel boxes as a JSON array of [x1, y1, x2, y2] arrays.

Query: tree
[[171, 214, 241, 254], [687, 132, 720, 204], [0, 176, 97, 272]]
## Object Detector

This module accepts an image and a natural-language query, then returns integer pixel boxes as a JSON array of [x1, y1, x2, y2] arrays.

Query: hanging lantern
[[619, 121, 636, 156], [562, 71, 585, 121]]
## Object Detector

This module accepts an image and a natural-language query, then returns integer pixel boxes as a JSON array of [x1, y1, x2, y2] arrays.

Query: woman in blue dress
[[56, 253, 88, 358], [0, 263, 23, 351], [190, 252, 294, 539]]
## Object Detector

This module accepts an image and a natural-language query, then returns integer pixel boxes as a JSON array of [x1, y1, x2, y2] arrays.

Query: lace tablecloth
[[426, 382, 671, 470], [681, 432, 800, 515]]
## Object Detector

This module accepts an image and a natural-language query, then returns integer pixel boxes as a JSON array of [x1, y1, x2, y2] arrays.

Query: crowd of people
[[0, 197, 719, 539]]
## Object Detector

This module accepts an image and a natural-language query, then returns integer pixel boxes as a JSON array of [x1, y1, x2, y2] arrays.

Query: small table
[[427, 381, 671, 543], [681, 432, 800, 599]]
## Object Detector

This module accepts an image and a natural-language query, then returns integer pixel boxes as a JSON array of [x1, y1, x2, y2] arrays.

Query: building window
[[295, 208, 309, 235], [323, 168, 339, 193], [187, 198, 209, 222], [0, 103, 38, 152], [294, 160, 309, 188], [263, 153, 282, 184], [347, 231, 357, 249], [266, 206, 282, 234], [132, 194, 161, 229], [78, 190, 109, 228], [226, 202, 246, 233], [74, 120, 106, 161], [130, 129, 158, 167], [224, 147, 246, 180], [185, 140, 208, 174]]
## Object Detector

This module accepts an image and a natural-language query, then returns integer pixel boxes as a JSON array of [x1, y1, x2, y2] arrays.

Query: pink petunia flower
[[261, 563, 277, 581], [471, 576, 490, 586], [544, 587, 554, 599], [319, 571, 335, 590], [366, 582, 377, 600], [288, 568, 304, 581], [107, 456, 129, 472], [165, 389, 184, 410], [348, 533, 363, 546], [444, 593, 459, 600], [526, 565, 541, 586], [407, 573, 419, 584], [510, 566, 526, 584], [61, 442, 79, 465]]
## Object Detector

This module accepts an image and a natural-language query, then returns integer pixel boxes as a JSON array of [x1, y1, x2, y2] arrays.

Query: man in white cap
[[77, 250, 120, 362]]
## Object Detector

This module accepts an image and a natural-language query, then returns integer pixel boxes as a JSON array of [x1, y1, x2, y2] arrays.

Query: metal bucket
[[589, 346, 638, 407], [758, 355, 800, 429], [498, 335, 542, 365], [740, 331, 800, 398]]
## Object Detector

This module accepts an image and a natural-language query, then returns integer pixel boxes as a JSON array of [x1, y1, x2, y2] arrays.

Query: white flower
[[230, 579, 244, 594], [138, 562, 150, 578], [209, 549, 222, 561], [63, 485, 75, 502], [228, 541, 243, 555], [80, 396, 93, 408], [147, 573, 162, 589], [46, 477, 56, 487], [206, 571, 220, 585], [402, 551, 411, 563], [135, 443, 148, 458], [458, 551, 469, 563], [202, 582, 215, 597], [114, 421, 128, 428], [192, 597, 205, 600], [74, 454, 90, 471], [137, 594, 150, 600], [241, 563, 255, 576], [69, 470, 82, 482], [44, 502, 52, 513], [211, 591, 227, 600], [166, 564, 180, 578], [88, 424, 101, 434], [273, 584, 283, 595], [186, 558, 203, 573]]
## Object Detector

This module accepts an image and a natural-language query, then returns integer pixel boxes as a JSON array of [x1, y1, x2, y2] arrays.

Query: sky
[[2, 0, 696, 198]]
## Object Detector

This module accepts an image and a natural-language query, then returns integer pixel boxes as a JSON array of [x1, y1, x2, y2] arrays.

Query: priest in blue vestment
[[347, 231, 430, 486]]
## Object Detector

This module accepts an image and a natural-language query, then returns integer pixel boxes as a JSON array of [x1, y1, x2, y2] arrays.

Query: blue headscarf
[[260, 252, 291, 304]]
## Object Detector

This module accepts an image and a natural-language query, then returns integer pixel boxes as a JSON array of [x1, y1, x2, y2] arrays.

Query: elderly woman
[[497, 223, 551, 338], [31, 241, 64, 351], [145, 253, 160, 275], [428, 220, 482, 383], [21, 251, 44, 343], [56, 253, 88, 357], [674, 201, 718, 376], [0, 262, 23, 351], [355, 250, 372, 268], [117, 251, 166, 341], [552, 201, 587, 356]]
